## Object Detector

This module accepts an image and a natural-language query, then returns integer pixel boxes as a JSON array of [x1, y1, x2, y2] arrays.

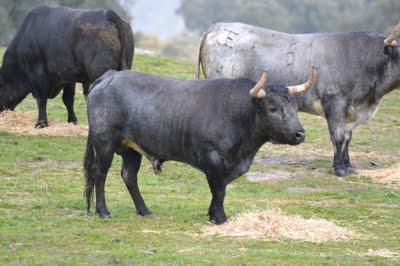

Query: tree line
[[178, 0, 400, 35]]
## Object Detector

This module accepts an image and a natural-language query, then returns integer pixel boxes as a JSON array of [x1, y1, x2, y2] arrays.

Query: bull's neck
[[376, 56, 400, 99], [247, 109, 272, 151]]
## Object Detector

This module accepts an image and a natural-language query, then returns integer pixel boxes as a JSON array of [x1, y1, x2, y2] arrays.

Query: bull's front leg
[[206, 174, 228, 225], [35, 97, 48, 128]]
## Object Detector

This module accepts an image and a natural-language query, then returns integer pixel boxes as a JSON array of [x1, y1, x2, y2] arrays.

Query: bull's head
[[250, 67, 318, 145], [0, 68, 29, 112]]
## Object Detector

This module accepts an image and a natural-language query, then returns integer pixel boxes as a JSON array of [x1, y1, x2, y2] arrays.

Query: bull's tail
[[196, 34, 206, 80], [106, 10, 129, 70], [197, 29, 211, 80], [83, 133, 95, 214]]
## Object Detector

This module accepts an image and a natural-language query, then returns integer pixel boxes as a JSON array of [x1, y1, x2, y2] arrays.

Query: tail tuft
[[83, 134, 95, 214]]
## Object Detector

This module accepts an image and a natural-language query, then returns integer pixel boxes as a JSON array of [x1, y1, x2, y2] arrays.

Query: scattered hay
[[0, 110, 87, 137], [359, 164, 400, 187], [255, 155, 317, 166], [363, 248, 399, 258], [202, 209, 355, 243]]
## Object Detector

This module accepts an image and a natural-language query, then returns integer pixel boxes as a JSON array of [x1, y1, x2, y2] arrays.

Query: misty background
[[1, 0, 400, 59]]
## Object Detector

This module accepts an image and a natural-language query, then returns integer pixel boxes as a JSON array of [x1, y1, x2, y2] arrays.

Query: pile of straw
[[0, 110, 87, 137], [203, 208, 355, 243]]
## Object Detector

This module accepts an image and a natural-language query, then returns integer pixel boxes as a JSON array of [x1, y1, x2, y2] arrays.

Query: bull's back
[[202, 22, 387, 111], [88, 71, 252, 163]]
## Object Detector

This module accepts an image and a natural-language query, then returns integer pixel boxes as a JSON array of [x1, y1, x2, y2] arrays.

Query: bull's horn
[[250, 70, 268, 98], [384, 22, 400, 46], [287, 67, 318, 95]]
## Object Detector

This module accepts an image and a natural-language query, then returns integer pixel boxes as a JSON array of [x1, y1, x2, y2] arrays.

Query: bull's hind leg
[[62, 83, 78, 124], [120, 149, 152, 216], [92, 144, 115, 218], [343, 131, 356, 174]]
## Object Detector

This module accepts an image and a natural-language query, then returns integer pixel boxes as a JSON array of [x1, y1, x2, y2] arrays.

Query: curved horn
[[250, 70, 268, 98], [287, 66, 318, 95], [384, 22, 400, 46]]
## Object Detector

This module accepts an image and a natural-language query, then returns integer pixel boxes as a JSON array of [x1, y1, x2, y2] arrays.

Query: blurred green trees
[[178, 0, 400, 34], [0, 0, 133, 45]]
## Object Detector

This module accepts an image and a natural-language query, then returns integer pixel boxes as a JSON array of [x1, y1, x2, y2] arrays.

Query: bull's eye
[[269, 107, 278, 113]]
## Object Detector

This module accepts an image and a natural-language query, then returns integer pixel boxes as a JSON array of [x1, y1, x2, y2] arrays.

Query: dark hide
[[84, 70, 306, 224], [0, 5, 134, 127], [198, 22, 400, 176]]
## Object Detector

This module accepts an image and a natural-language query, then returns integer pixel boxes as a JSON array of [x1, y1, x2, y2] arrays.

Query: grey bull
[[198, 22, 400, 176]]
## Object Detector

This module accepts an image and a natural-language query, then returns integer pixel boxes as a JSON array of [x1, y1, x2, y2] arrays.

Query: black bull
[[198, 22, 400, 177], [83, 69, 316, 224], [0, 5, 134, 127]]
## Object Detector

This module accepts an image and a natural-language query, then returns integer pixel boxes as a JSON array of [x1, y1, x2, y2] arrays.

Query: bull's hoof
[[335, 165, 357, 177], [35, 120, 48, 128], [68, 119, 78, 125], [68, 116, 78, 125], [346, 165, 357, 174], [97, 210, 112, 219], [209, 213, 228, 225], [136, 209, 152, 216]]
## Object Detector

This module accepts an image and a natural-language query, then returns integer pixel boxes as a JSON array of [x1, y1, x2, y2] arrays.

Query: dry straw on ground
[[360, 164, 400, 187], [0, 110, 87, 137], [363, 248, 399, 258], [203, 208, 355, 243]]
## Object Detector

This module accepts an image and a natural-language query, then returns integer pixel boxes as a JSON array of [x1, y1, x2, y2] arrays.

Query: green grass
[[1, 53, 400, 265]]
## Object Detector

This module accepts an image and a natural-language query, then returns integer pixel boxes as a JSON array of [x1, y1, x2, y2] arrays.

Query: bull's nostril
[[295, 131, 305, 139]]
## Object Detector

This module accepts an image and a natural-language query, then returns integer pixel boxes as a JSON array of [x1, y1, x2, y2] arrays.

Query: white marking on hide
[[345, 102, 380, 132]]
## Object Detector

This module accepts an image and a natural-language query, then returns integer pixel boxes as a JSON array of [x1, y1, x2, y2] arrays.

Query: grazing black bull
[[83, 67, 317, 224], [198, 22, 400, 176], [0, 5, 134, 127]]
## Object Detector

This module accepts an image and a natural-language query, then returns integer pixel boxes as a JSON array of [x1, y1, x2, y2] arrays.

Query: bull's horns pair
[[250, 67, 318, 99], [384, 22, 400, 47]]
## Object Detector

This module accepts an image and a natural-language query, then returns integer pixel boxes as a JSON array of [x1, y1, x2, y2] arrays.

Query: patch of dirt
[[31, 157, 82, 170], [255, 155, 317, 166], [362, 248, 399, 258], [0, 110, 87, 137], [202, 208, 355, 243], [246, 171, 300, 182], [359, 164, 400, 187], [286, 187, 320, 193]]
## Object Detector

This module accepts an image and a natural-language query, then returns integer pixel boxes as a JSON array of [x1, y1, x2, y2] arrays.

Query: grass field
[[0, 53, 399, 265]]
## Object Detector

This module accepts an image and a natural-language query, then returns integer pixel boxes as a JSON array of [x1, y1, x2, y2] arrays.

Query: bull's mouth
[[271, 132, 306, 146]]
